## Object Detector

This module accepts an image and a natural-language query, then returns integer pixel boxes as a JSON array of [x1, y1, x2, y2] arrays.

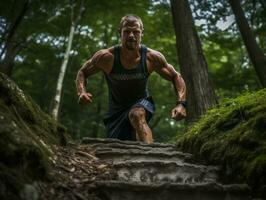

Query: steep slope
[[0, 73, 69, 200]]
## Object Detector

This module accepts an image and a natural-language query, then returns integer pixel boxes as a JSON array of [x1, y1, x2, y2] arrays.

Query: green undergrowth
[[0, 73, 70, 200], [176, 89, 266, 190]]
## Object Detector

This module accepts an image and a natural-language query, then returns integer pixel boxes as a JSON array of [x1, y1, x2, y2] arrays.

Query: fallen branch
[[76, 150, 99, 161]]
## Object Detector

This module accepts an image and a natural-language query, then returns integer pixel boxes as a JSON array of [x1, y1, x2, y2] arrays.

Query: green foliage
[[191, 0, 263, 98], [202, 31, 260, 98], [176, 89, 266, 188]]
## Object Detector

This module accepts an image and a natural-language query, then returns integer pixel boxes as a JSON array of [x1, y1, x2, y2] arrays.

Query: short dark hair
[[118, 14, 144, 34]]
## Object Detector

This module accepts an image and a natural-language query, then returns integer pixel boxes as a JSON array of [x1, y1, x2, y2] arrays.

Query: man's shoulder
[[146, 47, 166, 61], [92, 46, 116, 72], [94, 46, 115, 60]]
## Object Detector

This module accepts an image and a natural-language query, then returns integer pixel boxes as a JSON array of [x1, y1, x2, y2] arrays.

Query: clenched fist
[[78, 92, 93, 105], [171, 104, 186, 121]]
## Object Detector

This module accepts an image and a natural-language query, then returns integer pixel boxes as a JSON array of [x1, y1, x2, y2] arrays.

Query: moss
[[176, 89, 266, 189], [246, 155, 266, 187], [0, 73, 71, 199]]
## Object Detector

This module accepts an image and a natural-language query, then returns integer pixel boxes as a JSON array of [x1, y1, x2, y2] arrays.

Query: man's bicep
[[80, 59, 101, 77], [157, 64, 179, 81], [80, 50, 108, 77], [84, 49, 113, 76], [153, 52, 178, 81]]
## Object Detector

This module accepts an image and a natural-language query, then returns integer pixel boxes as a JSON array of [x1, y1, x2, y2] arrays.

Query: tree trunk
[[170, 0, 218, 123], [0, 0, 30, 76], [0, 35, 31, 77], [228, 0, 266, 87], [51, 0, 85, 120], [51, 24, 75, 120], [0, 44, 20, 76]]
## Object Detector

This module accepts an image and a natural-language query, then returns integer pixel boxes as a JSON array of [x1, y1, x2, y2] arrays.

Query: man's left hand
[[171, 104, 186, 121]]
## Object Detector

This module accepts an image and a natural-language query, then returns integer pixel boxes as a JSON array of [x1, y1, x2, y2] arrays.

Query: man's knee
[[128, 107, 146, 124]]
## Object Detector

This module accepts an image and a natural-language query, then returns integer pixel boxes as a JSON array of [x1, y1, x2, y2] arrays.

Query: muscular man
[[76, 14, 186, 144]]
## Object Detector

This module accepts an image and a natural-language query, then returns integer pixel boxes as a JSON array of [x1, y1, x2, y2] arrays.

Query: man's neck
[[120, 45, 141, 60]]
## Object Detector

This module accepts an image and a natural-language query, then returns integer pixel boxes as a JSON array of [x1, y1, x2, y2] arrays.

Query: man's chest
[[120, 57, 141, 69]]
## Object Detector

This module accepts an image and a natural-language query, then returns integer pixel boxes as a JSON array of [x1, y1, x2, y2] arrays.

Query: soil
[[38, 143, 117, 200]]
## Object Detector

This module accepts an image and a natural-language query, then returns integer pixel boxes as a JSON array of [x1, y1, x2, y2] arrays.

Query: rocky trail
[[85, 138, 253, 200], [40, 138, 253, 200]]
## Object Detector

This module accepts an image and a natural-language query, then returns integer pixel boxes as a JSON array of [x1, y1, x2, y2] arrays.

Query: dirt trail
[[39, 143, 116, 200]]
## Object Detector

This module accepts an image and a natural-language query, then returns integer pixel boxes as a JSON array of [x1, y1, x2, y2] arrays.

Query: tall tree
[[0, 0, 30, 76], [170, 0, 218, 122], [228, 0, 266, 87], [51, 0, 85, 120]]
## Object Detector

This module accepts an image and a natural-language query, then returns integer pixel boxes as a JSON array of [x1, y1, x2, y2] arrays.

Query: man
[[76, 14, 186, 144]]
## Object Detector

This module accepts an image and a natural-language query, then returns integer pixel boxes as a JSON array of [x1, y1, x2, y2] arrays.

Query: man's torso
[[104, 45, 150, 107]]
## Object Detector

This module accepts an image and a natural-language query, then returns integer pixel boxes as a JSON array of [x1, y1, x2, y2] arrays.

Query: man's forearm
[[76, 70, 87, 96], [173, 73, 186, 101]]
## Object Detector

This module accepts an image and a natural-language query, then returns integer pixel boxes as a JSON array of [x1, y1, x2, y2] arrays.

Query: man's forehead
[[122, 20, 141, 29]]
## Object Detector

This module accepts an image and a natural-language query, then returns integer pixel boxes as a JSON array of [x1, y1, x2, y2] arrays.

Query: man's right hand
[[78, 92, 93, 104]]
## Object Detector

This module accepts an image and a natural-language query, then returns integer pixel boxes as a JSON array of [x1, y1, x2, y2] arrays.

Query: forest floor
[[38, 143, 116, 200]]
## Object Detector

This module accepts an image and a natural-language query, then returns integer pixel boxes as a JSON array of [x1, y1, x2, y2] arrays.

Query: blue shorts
[[103, 96, 155, 141]]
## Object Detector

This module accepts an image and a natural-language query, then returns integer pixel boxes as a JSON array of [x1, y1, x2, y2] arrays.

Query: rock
[[83, 138, 252, 200]]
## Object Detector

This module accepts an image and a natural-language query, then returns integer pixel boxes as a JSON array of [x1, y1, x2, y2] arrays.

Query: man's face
[[121, 20, 142, 50]]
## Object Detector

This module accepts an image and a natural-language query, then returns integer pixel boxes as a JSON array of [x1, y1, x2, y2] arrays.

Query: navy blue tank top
[[105, 45, 149, 111]]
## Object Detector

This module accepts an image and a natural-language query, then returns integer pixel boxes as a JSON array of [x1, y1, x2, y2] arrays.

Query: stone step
[[90, 142, 177, 152], [113, 160, 219, 183], [82, 137, 176, 148], [94, 148, 192, 164], [93, 180, 251, 200]]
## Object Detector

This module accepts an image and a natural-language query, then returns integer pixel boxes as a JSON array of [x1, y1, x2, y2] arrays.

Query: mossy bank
[[0, 73, 70, 200], [176, 89, 266, 195]]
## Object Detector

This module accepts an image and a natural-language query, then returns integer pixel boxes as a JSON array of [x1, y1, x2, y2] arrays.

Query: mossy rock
[[176, 89, 266, 190], [0, 73, 71, 200]]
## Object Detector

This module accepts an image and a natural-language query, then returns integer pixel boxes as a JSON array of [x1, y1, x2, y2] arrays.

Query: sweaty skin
[[76, 18, 186, 143]]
